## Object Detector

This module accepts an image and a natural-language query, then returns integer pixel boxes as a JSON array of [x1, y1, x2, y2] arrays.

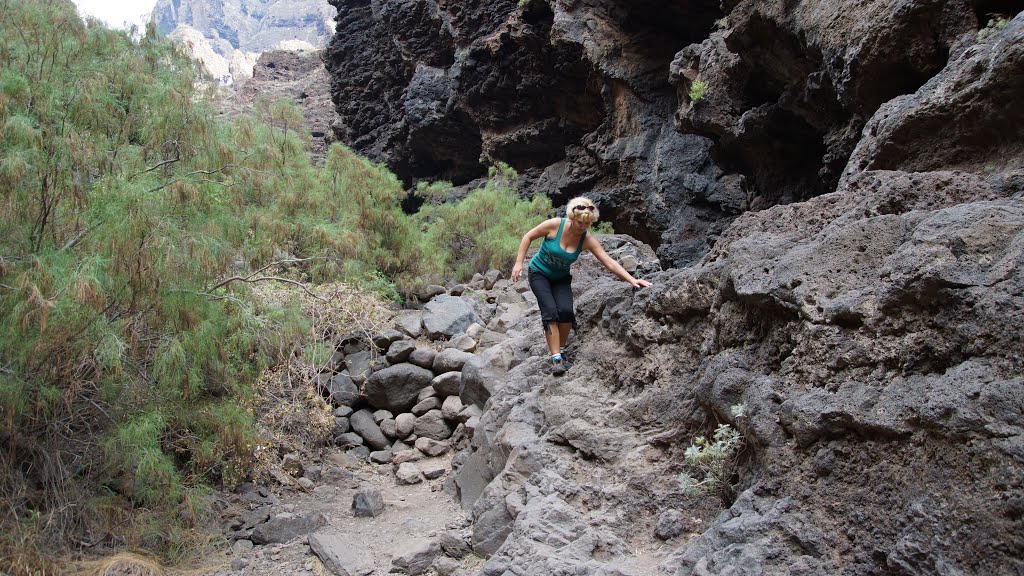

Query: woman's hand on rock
[[511, 263, 523, 282], [631, 278, 652, 288]]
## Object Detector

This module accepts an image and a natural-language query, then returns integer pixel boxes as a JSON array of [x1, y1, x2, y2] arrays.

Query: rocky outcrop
[[322, 0, 1016, 269], [323, 0, 725, 266]]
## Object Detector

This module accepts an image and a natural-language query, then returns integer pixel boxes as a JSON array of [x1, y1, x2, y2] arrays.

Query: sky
[[71, 0, 159, 28]]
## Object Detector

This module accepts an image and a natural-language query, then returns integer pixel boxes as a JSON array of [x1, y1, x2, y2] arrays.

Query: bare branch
[[130, 156, 180, 179], [59, 220, 103, 252], [248, 257, 321, 278], [208, 275, 329, 302]]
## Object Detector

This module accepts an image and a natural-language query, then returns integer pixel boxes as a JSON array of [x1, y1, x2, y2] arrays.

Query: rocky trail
[[177, 235, 677, 576]]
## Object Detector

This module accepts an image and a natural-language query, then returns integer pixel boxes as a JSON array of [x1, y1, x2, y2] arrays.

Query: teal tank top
[[528, 218, 586, 280]]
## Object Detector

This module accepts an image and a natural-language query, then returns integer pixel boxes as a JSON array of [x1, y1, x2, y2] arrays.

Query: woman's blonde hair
[[566, 196, 599, 224]]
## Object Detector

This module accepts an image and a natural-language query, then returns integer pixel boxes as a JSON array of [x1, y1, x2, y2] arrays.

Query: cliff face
[[323, 1, 1024, 575], [154, 0, 336, 52], [154, 0, 336, 84], [322, 0, 1014, 268]]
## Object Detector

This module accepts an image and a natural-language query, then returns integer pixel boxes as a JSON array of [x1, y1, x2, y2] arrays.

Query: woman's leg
[[551, 276, 575, 356], [557, 322, 571, 349], [528, 269, 562, 357]]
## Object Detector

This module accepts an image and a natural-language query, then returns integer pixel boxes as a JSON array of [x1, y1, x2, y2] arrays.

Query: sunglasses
[[574, 205, 595, 212]]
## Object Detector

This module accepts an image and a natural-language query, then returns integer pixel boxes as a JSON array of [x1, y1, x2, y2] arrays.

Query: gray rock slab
[[391, 538, 441, 575], [250, 511, 327, 545], [309, 529, 374, 575]]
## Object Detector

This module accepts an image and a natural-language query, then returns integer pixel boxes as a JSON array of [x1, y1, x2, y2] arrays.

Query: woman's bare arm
[[511, 218, 560, 281], [583, 235, 652, 288]]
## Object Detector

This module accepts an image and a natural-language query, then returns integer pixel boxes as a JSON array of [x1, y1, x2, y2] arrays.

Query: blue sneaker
[[559, 349, 574, 371], [551, 357, 567, 376]]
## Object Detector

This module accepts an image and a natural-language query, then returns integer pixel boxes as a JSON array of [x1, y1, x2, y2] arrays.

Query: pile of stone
[[317, 271, 532, 483]]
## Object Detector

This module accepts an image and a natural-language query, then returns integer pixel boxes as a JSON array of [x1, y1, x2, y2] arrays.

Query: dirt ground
[[183, 452, 473, 576]]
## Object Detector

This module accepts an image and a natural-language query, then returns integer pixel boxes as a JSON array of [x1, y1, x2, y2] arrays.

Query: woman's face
[[569, 218, 592, 233]]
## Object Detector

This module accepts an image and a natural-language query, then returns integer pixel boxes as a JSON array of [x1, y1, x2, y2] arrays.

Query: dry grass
[[246, 281, 393, 476], [65, 553, 166, 576]]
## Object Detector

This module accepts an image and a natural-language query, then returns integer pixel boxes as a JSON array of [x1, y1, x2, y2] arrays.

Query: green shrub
[[0, 1, 398, 568], [417, 166, 552, 281], [977, 15, 1010, 41], [689, 80, 707, 103], [677, 422, 743, 496]]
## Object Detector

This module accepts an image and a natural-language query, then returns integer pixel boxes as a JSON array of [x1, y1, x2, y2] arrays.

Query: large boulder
[[365, 364, 435, 413], [422, 295, 481, 340]]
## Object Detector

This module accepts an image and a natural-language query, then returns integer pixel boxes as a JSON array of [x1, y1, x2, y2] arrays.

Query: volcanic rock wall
[[323, 0, 1020, 268]]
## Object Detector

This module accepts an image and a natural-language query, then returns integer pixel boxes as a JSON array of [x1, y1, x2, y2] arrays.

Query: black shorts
[[528, 268, 575, 334]]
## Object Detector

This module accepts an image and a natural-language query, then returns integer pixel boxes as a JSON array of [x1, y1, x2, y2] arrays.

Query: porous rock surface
[[443, 184, 1022, 575], [322, 0, 1017, 269]]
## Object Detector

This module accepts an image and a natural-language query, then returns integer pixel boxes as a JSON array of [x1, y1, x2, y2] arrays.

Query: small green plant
[[715, 17, 728, 30], [689, 79, 707, 103], [518, 0, 528, 9], [977, 15, 1010, 41], [677, 422, 743, 495]]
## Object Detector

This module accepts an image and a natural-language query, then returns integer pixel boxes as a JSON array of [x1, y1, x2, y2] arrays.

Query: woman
[[511, 197, 652, 375]]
